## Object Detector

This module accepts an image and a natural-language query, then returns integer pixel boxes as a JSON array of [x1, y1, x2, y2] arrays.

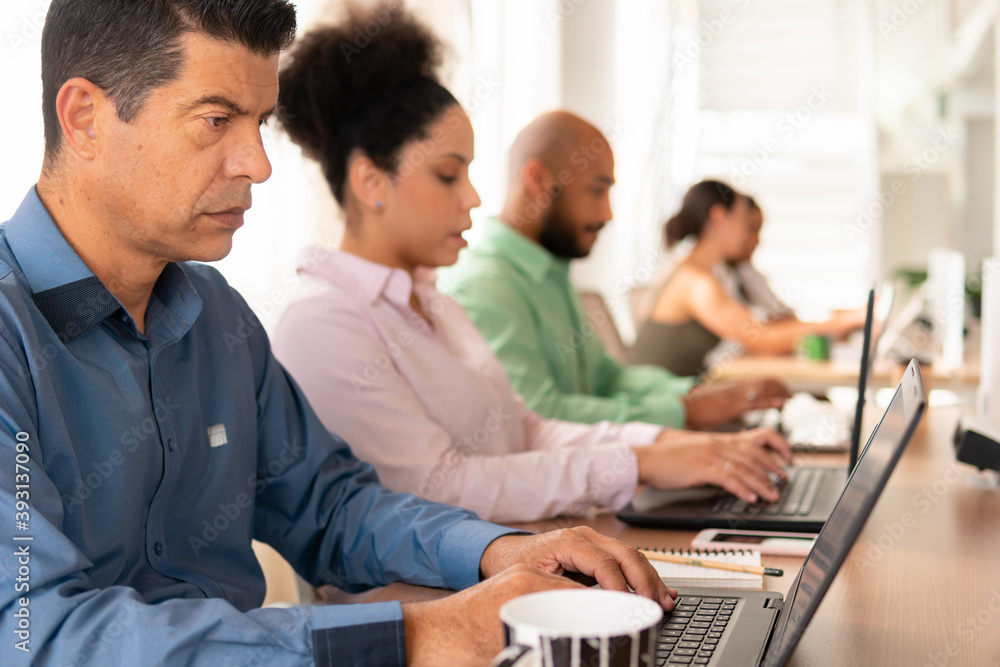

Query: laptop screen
[[763, 360, 925, 667], [850, 284, 895, 468]]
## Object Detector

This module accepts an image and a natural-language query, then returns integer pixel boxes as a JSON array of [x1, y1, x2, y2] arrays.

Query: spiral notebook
[[646, 548, 764, 590]]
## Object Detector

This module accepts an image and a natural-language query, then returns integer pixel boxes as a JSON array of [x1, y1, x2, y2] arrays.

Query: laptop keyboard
[[710, 467, 824, 517], [656, 595, 739, 665]]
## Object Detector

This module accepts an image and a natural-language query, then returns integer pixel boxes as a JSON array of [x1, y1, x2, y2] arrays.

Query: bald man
[[442, 111, 788, 429]]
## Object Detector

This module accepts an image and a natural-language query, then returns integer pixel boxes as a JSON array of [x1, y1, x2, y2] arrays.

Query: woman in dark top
[[629, 180, 865, 376]]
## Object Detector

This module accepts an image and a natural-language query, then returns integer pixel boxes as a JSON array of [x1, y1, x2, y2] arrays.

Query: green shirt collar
[[480, 217, 571, 285]]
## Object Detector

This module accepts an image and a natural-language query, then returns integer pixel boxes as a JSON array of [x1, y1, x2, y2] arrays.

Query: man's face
[[97, 32, 278, 264], [537, 133, 615, 259]]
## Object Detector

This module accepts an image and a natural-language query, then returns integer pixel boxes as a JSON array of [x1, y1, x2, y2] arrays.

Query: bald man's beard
[[538, 200, 590, 259]]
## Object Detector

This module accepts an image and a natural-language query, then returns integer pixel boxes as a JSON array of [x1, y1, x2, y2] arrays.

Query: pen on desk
[[639, 549, 784, 577]]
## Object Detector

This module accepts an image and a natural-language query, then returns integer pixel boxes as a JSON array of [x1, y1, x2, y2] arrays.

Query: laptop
[[653, 359, 926, 666], [616, 288, 888, 532], [750, 284, 892, 453]]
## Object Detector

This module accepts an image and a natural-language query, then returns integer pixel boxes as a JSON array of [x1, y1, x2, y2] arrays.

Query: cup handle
[[489, 644, 537, 667]]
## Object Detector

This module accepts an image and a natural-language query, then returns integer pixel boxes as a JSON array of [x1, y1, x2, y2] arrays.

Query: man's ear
[[54, 78, 112, 161], [522, 158, 555, 203], [347, 153, 390, 214]]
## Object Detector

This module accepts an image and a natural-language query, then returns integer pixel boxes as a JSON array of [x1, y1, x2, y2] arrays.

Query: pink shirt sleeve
[[271, 292, 645, 523]]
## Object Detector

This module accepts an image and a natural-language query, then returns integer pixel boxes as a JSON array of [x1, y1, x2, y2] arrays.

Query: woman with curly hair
[[272, 4, 791, 523]]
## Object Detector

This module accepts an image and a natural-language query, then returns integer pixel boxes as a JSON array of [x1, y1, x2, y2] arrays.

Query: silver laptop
[[652, 359, 926, 666]]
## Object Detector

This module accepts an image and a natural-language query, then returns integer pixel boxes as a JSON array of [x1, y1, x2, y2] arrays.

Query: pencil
[[639, 549, 783, 577]]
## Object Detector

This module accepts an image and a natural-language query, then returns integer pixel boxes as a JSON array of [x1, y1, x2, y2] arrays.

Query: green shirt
[[441, 217, 694, 427]]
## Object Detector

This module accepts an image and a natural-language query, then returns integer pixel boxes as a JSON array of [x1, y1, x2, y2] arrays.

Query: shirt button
[[167, 438, 177, 451], [153, 542, 164, 556]]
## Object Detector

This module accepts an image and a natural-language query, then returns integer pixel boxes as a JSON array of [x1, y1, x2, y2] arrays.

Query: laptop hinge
[[764, 597, 781, 609]]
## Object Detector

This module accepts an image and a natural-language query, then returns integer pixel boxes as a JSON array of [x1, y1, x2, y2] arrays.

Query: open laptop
[[653, 359, 926, 666], [616, 287, 888, 532], [751, 284, 892, 453]]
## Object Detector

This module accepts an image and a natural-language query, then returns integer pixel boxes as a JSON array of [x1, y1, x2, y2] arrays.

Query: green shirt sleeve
[[449, 269, 692, 428], [593, 352, 695, 426]]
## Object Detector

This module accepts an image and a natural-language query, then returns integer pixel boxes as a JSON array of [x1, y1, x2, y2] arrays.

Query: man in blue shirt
[[0, 2, 673, 665]]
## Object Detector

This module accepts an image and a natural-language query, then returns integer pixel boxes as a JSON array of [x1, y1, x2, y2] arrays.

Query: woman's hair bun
[[278, 2, 457, 205], [663, 179, 740, 247]]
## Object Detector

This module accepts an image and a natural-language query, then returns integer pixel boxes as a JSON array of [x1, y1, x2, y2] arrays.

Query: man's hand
[[403, 565, 583, 666], [683, 379, 790, 428], [479, 527, 675, 608], [637, 428, 793, 503], [403, 529, 676, 666]]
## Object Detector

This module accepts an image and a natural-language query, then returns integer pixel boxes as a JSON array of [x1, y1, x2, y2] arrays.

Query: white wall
[[1, 2, 50, 219], [881, 171, 957, 275], [963, 117, 994, 278]]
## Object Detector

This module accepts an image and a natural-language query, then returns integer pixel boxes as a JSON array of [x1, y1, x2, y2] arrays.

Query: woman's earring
[[375, 201, 384, 211]]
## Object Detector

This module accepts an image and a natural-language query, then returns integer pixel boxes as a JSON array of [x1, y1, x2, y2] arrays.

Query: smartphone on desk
[[692, 528, 816, 557]]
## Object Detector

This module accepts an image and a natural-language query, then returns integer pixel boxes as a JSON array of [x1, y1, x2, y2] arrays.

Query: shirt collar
[[4, 186, 201, 344], [298, 247, 439, 312], [479, 217, 568, 284]]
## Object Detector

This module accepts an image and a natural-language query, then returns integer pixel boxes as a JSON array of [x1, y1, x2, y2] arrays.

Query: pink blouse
[[271, 249, 659, 522]]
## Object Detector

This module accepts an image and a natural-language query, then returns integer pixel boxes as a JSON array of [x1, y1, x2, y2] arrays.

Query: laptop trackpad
[[630, 486, 723, 512]]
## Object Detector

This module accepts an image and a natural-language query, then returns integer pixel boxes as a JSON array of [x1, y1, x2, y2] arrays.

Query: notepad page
[[648, 548, 763, 589]]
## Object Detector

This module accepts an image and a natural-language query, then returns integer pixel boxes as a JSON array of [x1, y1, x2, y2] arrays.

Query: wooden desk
[[365, 405, 1000, 665], [713, 355, 980, 397]]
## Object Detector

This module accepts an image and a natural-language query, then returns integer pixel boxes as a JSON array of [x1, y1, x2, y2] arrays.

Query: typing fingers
[[741, 427, 793, 463], [711, 463, 764, 504], [718, 452, 780, 503], [546, 528, 675, 611]]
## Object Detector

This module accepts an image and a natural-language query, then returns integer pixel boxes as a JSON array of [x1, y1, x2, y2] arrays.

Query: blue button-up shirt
[[0, 188, 516, 666]]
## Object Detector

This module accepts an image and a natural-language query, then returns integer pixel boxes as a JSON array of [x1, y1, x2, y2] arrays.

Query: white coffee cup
[[491, 589, 663, 667]]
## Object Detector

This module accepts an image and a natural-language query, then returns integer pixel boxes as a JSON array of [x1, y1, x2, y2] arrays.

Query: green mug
[[797, 334, 831, 361]]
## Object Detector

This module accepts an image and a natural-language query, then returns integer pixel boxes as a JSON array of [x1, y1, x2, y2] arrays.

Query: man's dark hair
[[41, 0, 297, 161]]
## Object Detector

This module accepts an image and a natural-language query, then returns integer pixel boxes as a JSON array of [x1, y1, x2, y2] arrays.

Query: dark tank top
[[627, 318, 721, 377]]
